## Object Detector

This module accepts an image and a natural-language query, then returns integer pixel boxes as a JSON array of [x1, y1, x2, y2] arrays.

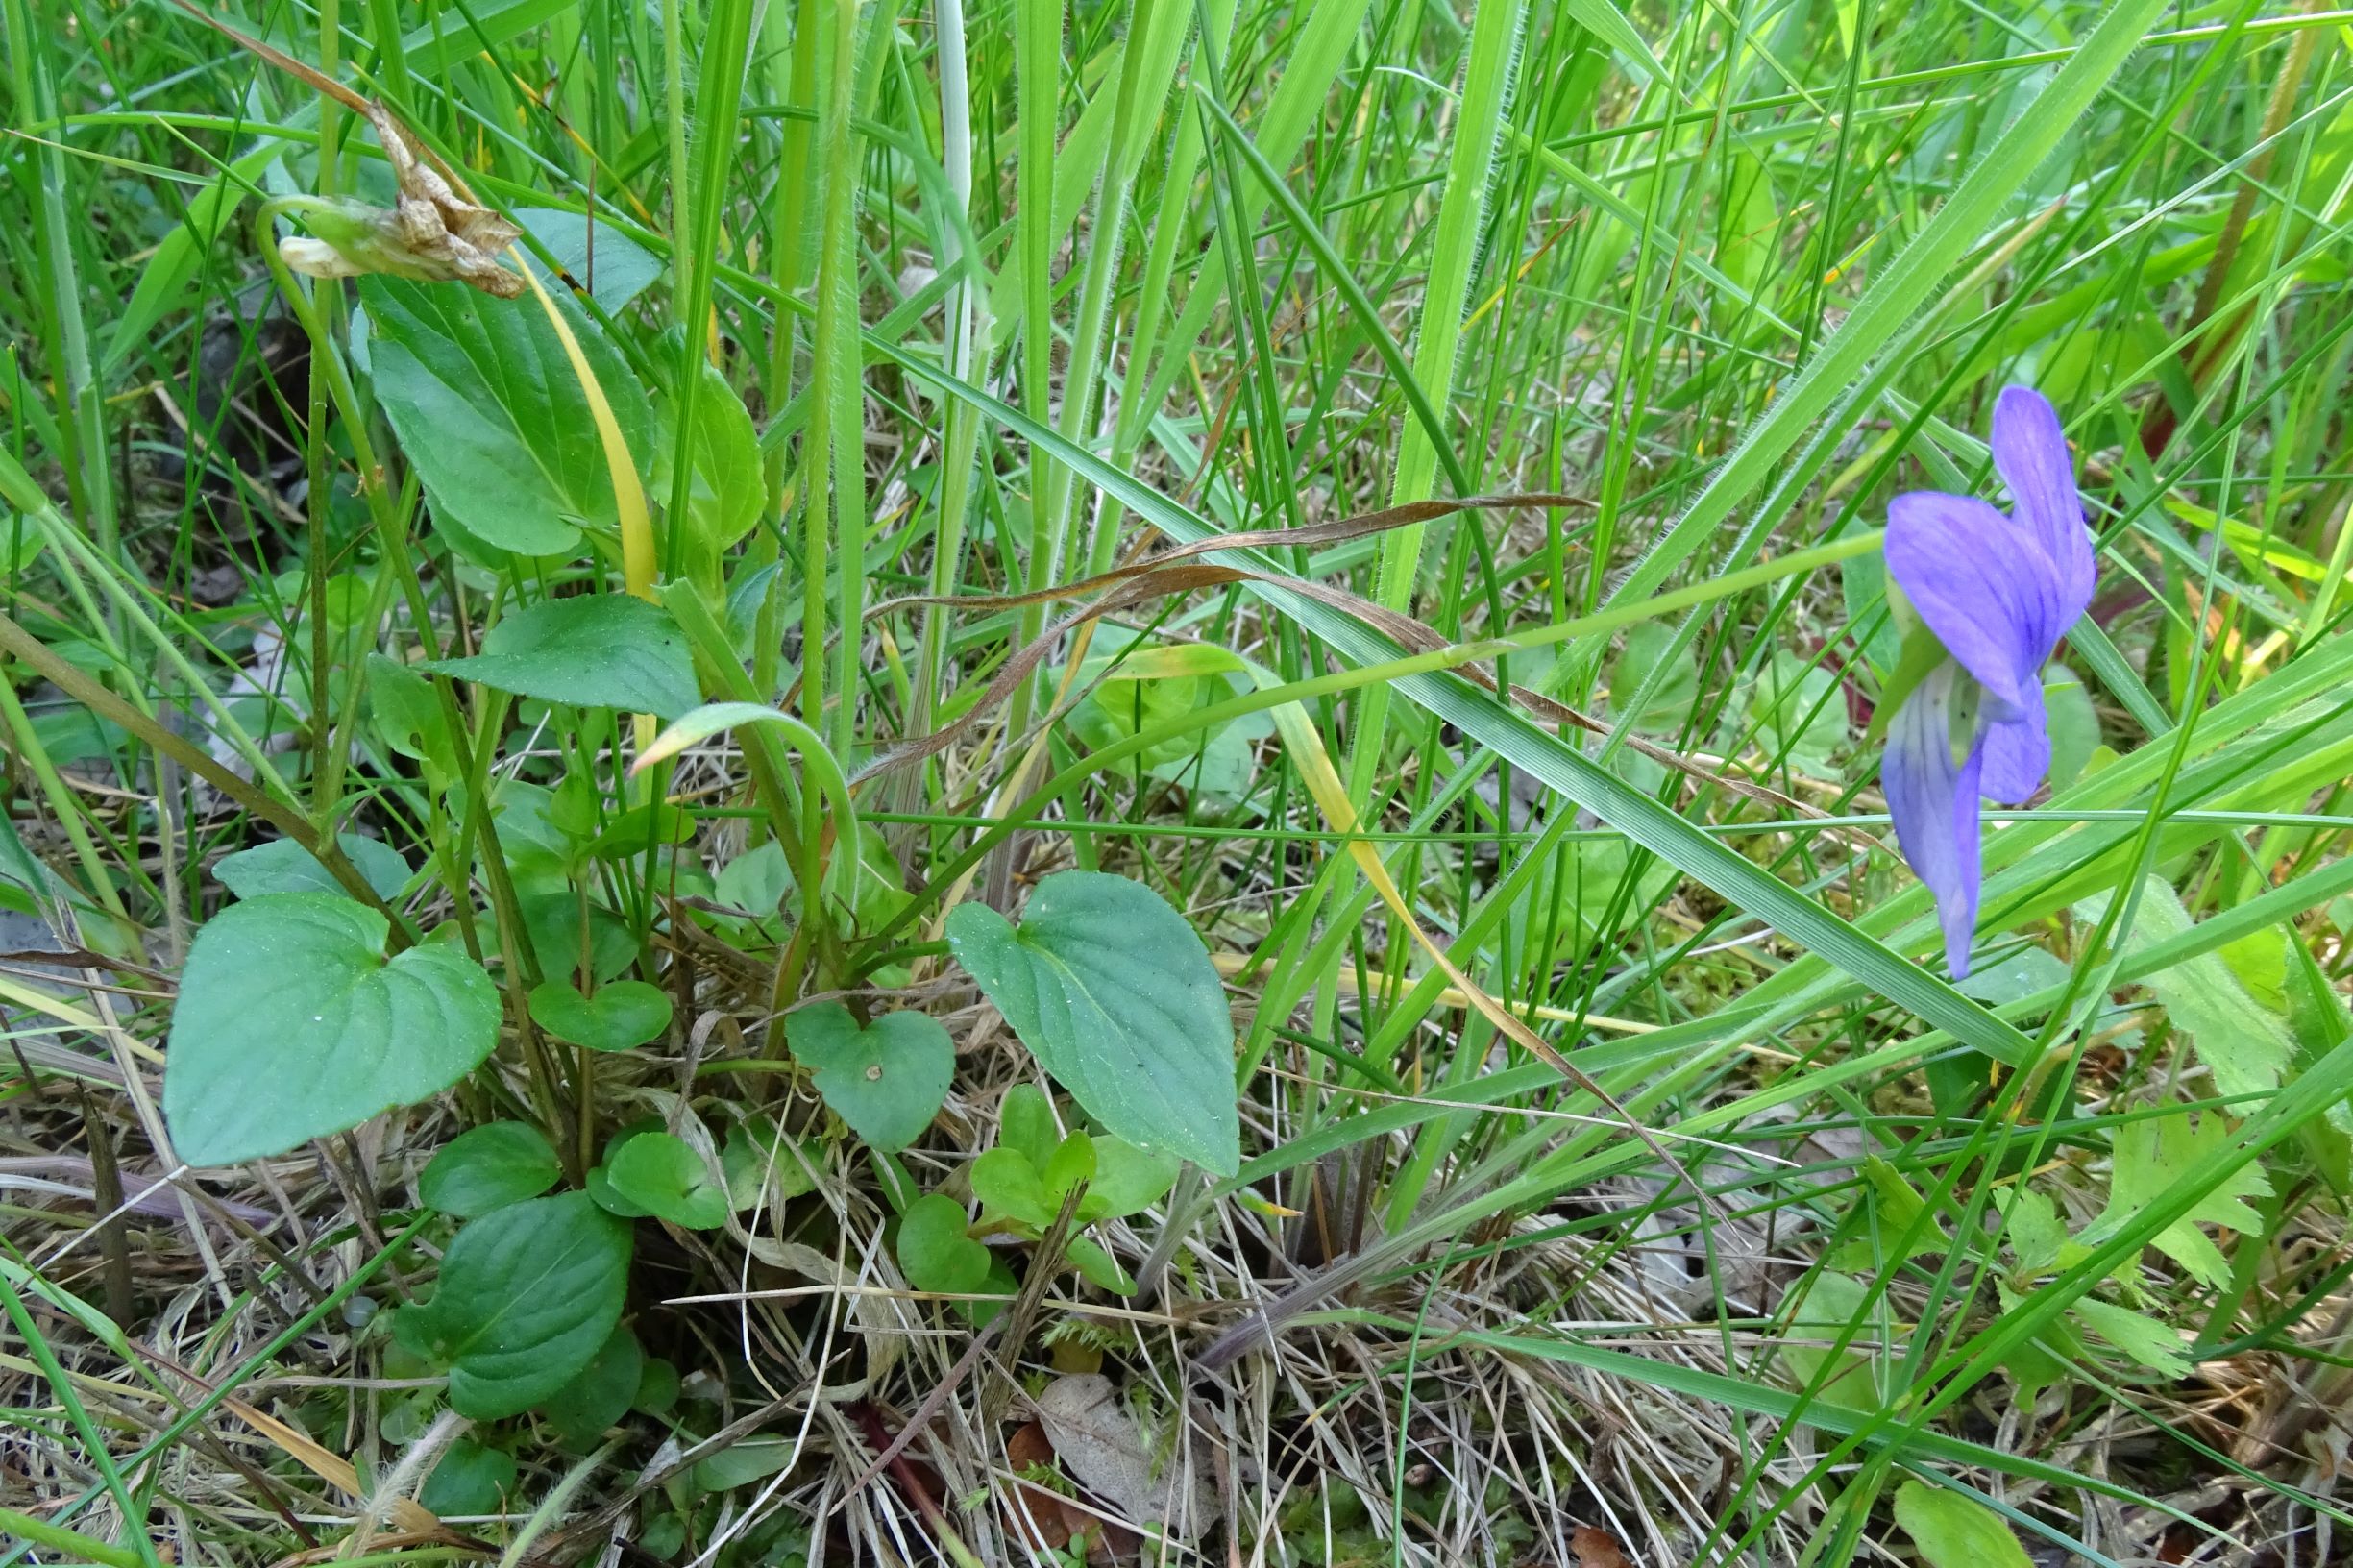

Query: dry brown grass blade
[[171, 1, 374, 115], [851, 562, 1253, 784], [863, 490, 1591, 622], [218, 1391, 441, 1534]]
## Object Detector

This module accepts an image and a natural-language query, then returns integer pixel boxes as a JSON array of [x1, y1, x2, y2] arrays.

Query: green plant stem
[[1004, 0, 1062, 744], [1346, 0, 1526, 803], [0, 1509, 145, 1568], [910, 0, 985, 740]]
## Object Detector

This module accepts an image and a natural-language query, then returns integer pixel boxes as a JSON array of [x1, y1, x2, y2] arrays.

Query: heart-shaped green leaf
[[164, 894, 501, 1166], [722, 1117, 816, 1210], [513, 891, 639, 987], [528, 979, 674, 1052], [946, 871, 1238, 1174], [655, 359, 765, 558], [896, 1192, 992, 1295], [514, 208, 662, 310], [602, 1130, 728, 1229], [213, 833, 412, 901], [420, 1121, 560, 1217], [424, 596, 700, 720], [362, 275, 650, 559], [393, 1190, 632, 1420], [585, 1121, 660, 1217], [786, 1002, 953, 1153], [1608, 620, 1699, 734]]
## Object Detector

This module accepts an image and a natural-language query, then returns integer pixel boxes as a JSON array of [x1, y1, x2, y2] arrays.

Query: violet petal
[[1886, 490, 2060, 711], [1992, 385, 2096, 617], [1883, 662, 1986, 977], [1978, 691, 2050, 806]]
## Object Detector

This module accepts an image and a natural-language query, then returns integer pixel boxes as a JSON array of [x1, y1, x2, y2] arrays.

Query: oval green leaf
[[424, 596, 700, 720], [946, 871, 1238, 1175], [420, 1121, 561, 1217], [603, 1130, 728, 1229], [392, 1189, 633, 1420], [1892, 1480, 2032, 1568], [362, 275, 649, 557], [213, 833, 411, 901], [164, 893, 501, 1166], [528, 979, 674, 1052]]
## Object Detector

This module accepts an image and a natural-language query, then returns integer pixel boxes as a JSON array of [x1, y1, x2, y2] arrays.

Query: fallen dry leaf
[[1571, 1523, 1632, 1567], [1004, 1420, 1074, 1552], [1034, 1373, 1213, 1540]]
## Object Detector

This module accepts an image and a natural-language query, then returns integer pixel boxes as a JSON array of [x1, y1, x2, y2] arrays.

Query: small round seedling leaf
[[896, 1193, 992, 1295], [603, 1130, 728, 1229], [213, 833, 411, 901], [999, 1083, 1061, 1169], [1042, 1131, 1096, 1207], [634, 1356, 680, 1414], [970, 1146, 1052, 1229], [164, 893, 501, 1166], [419, 1438, 516, 1516], [1892, 1480, 2032, 1568], [947, 871, 1238, 1175], [786, 1002, 953, 1153], [528, 979, 673, 1051], [1087, 1133, 1181, 1220], [420, 1121, 560, 1217], [393, 1190, 632, 1420]]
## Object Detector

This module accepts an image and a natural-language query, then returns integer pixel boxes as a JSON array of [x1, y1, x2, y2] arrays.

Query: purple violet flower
[[1881, 386, 2096, 978]]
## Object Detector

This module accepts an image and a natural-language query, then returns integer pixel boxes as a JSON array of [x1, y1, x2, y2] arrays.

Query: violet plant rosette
[[1879, 386, 2096, 979]]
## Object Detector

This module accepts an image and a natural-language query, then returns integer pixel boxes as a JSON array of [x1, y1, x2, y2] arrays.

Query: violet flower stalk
[[1881, 386, 2096, 978]]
